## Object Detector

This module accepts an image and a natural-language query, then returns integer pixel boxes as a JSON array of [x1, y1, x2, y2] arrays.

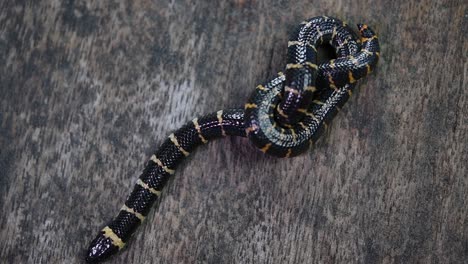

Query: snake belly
[[86, 16, 379, 262], [276, 16, 360, 125], [244, 16, 380, 157]]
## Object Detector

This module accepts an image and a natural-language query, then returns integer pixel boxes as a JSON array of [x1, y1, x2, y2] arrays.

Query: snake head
[[357, 23, 378, 39]]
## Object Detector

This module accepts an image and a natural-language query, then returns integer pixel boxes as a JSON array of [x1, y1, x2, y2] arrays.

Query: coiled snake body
[[86, 16, 380, 262]]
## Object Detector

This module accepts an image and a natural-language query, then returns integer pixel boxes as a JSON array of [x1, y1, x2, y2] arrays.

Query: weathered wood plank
[[0, 0, 466, 263]]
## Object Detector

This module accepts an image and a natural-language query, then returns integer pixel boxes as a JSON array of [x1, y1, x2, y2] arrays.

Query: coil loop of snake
[[86, 16, 380, 262]]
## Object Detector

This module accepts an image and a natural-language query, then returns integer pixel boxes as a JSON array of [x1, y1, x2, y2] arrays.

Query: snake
[[86, 16, 380, 262]]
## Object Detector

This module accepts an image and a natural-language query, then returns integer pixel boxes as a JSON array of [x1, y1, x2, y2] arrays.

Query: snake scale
[[86, 16, 380, 262]]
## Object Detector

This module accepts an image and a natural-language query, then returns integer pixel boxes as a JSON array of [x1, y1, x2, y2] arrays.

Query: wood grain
[[0, 0, 466, 263]]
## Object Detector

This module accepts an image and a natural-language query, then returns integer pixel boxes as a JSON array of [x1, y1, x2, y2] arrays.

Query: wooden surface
[[0, 1, 466, 263]]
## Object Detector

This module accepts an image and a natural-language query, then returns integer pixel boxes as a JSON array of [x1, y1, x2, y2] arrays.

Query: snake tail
[[85, 109, 245, 262]]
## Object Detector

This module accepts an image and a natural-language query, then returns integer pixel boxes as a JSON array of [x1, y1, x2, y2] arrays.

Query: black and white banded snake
[[86, 16, 380, 262]]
